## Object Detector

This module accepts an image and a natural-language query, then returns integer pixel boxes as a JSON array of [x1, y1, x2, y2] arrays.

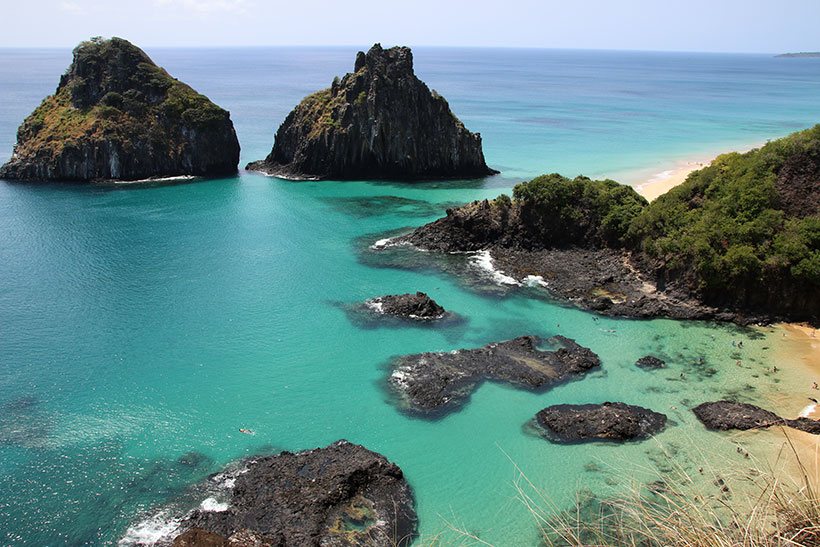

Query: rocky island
[[365, 292, 446, 320], [392, 126, 820, 324], [247, 43, 497, 180], [388, 335, 600, 417], [532, 402, 667, 444], [775, 52, 820, 58], [0, 37, 240, 182], [168, 440, 417, 546]]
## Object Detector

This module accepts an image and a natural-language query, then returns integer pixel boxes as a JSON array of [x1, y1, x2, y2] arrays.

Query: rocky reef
[[169, 440, 417, 546], [693, 401, 820, 435], [635, 356, 666, 370], [388, 335, 600, 417], [0, 37, 240, 182], [365, 292, 446, 320], [247, 43, 497, 180], [533, 402, 667, 443]]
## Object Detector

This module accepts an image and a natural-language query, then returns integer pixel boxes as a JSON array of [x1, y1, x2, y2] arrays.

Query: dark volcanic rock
[[389, 335, 601, 417], [533, 402, 667, 443], [367, 292, 446, 320], [693, 401, 820, 435], [635, 356, 666, 370], [172, 528, 227, 546], [247, 43, 497, 180], [775, 147, 820, 218], [172, 440, 417, 547], [0, 37, 240, 182]]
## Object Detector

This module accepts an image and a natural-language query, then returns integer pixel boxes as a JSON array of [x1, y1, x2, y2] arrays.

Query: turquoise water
[[1, 48, 819, 545]]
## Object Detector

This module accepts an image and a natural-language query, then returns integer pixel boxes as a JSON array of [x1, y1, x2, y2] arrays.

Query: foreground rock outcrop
[[365, 292, 446, 320], [389, 335, 600, 417], [0, 37, 240, 182], [169, 440, 417, 546], [533, 402, 667, 443], [247, 43, 497, 180], [693, 401, 820, 435]]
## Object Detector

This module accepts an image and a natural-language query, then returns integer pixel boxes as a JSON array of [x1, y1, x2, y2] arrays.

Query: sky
[[1, 0, 818, 52]]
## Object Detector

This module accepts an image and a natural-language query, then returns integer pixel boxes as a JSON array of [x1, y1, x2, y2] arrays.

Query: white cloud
[[154, 0, 250, 14], [58, 0, 83, 12]]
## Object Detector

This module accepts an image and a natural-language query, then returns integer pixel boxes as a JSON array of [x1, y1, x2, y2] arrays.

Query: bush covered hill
[[628, 125, 819, 316], [409, 125, 819, 320], [0, 37, 240, 181]]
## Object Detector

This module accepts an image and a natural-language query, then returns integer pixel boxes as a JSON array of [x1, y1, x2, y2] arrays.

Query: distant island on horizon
[[775, 52, 820, 58]]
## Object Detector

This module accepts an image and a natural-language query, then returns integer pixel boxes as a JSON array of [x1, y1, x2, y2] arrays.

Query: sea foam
[[469, 250, 521, 286], [118, 510, 181, 546]]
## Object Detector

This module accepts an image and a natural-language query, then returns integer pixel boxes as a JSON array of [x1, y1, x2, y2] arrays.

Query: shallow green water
[[1, 48, 819, 545], [0, 176, 809, 545]]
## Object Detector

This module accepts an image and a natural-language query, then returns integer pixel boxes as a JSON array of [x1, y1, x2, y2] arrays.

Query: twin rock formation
[[1, 39, 495, 183]]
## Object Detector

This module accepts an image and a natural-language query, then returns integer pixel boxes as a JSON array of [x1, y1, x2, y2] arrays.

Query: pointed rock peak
[[354, 43, 414, 76]]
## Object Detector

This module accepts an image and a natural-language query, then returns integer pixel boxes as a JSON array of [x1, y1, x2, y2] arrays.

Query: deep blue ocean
[[0, 47, 819, 545]]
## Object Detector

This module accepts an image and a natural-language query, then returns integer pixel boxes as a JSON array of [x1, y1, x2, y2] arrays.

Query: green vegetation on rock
[[511, 173, 648, 247]]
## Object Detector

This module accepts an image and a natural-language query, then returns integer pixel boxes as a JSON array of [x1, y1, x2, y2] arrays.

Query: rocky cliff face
[[247, 43, 497, 180], [0, 37, 240, 182]]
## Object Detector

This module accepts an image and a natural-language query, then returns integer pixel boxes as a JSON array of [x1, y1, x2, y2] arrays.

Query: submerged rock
[[635, 356, 666, 370], [0, 37, 240, 182], [693, 401, 820, 435], [533, 402, 667, 444], [389, 335, 600, 417], [170, 440, 417, 546], [366, 292, 446, 320], [247, 43, 497, 180]]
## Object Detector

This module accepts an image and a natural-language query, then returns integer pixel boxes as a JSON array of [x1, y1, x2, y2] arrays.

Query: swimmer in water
[[239, 428, 255, 435]]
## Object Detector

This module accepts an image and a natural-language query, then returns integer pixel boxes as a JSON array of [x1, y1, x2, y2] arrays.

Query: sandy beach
[[752, 324, 820, 486], [633, 159, 712, 200], [629, 143, 764, 201]]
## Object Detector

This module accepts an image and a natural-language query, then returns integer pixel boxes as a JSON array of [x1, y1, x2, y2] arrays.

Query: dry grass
[[520, 432, 819, 547], [421, 431, 818, 546]]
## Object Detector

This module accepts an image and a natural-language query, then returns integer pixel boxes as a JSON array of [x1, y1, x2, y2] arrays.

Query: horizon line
[[0, 43, 791, 56]]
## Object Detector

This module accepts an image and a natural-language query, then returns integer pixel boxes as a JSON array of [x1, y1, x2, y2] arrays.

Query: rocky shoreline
[[388, 190, 729, 322], [388, 335, 600, 417]]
